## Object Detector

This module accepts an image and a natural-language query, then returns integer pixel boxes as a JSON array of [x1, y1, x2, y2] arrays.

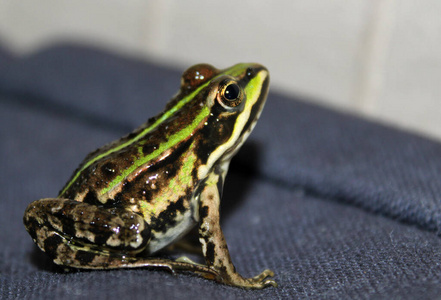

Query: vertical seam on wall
[[140, 0, 175, 63], [354, 0, 397, 114]]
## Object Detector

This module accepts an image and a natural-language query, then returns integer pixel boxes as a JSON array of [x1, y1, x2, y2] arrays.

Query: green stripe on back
[[100, 105, 210, 195], [59, 64, 247, 196]]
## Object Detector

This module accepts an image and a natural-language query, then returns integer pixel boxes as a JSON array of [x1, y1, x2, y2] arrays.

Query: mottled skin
[[23, 63, 276, 288]]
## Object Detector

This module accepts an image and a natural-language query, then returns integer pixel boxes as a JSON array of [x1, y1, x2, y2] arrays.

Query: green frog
[[23, 63, 276, 289]]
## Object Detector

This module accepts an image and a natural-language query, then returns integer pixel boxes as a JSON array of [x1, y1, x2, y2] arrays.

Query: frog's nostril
[[246, 67, 255, 78]]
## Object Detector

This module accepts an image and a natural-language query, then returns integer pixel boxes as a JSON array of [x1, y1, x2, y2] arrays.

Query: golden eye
[[218, 81, 243, 108]]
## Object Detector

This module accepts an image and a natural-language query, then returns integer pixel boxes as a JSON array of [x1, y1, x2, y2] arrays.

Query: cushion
[[2, 44, 441, 298]]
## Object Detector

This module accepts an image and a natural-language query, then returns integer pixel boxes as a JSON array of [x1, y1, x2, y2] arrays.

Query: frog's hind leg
[[101, 256, 221, 282], [24, 198, 220, 280], [23, 198, 151, 269]]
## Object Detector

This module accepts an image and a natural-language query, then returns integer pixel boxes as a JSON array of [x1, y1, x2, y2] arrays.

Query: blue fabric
[[2, 44, 441, 299]]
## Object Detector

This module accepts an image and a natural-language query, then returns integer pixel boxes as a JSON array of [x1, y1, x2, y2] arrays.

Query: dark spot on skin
[[199, 206, 209, 220], [83, 191, 101, 206], [164, 139, 193, 168], [122, 180, 132, 190], [102, 193, 124, 209], [120, 139, 193, 203], [191, 168, 198, 181], [101, 162, 117, 179], [140, 189, 152, 202], [75, 250, 96, 265], [195, 137, 211, 163], [139, 226, 152, 249], [150, 216, 173, 233], [44, 234, 63, 260], [195, 113, 236, 164], [125, 131, 137, 140], [89, 226, 114, 247], [172, 197, 186, 213], [217, 265, 229, 278], [246, 67, 256, 78], [95, 179, 105, 188], [51, 207, 77, 238], [88, 217, 148, 252], [165, 165, 178, 178], [62, 218, 76, 238], [151, 197, 186, 232], [23, 216, 39, 240], [142, 144, 159, 155], [205, 241, 215, 265]]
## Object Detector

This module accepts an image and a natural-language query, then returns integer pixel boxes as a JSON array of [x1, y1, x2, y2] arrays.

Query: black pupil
[[224, 84, 240, 100]]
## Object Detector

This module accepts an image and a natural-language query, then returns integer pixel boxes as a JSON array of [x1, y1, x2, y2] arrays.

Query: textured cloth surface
[[2, 44, 441, 299]]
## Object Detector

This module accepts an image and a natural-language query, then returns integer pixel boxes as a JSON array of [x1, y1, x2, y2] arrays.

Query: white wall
[[1, 0, 440, 140]]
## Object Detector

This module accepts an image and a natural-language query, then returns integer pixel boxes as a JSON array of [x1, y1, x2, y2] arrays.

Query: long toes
[[252, 269, 275, 281], [263, 279, 278, 288]]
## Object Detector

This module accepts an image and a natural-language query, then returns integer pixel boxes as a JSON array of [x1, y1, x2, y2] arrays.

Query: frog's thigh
[[24, 198, 151, 268]]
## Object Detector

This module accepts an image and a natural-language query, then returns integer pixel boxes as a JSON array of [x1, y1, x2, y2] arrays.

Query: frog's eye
[[218, 80, 244, 108]]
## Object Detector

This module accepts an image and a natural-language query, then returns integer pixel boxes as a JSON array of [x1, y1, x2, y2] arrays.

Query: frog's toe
[[247, 269, 277, 288], [252, 269, 275, 281], [262, 278, 278, 288], [247, 277, 278, 289]]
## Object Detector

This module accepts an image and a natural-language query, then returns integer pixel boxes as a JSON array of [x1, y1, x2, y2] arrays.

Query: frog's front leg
[[23, 198, 152, 268], [197, 180, 277, 289]]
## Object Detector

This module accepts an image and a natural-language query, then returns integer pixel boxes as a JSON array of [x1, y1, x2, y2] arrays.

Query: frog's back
[[59, 96, 207, 214], [59, 120, 148, 199]]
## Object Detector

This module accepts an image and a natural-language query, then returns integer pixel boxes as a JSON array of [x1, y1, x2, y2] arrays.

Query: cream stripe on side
[[197, 70, 268, 179]]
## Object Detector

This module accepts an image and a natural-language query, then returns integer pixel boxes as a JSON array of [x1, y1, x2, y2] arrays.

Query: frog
[[23, 63, 276, 289]]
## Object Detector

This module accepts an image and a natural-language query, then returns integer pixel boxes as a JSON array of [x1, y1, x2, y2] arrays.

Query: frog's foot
[[212, 269, 277, 289], [173, 257, 277, 289], [131, 256, 276, 288], [249, 269, 278, 288]]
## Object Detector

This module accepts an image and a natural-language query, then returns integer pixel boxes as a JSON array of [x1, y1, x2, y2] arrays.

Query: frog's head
[[179, 63, 269, 176]]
